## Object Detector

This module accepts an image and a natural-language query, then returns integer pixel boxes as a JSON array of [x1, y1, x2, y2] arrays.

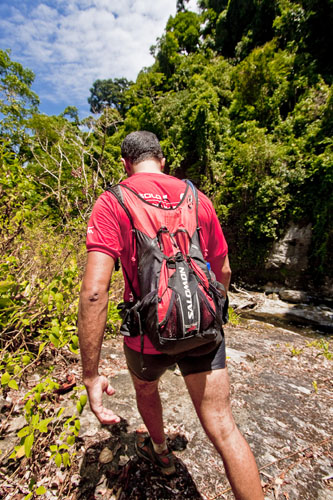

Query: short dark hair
[[121, 131, 163, 165]]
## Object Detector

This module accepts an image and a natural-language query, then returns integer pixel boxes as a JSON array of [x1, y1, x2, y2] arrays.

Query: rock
[[279, 289, 309, 303], [265, 222, 312, 273], [256, 298, 332, 332], [118, 454, 129, 466], [229, 291, 333, 333], [7, 415, 26, 434], [79, 416, 100, 438], [0, 435, 19, 460], [99, 447, 114, 464], [76, 323, 333, 500], [226, 348, 248, 364]]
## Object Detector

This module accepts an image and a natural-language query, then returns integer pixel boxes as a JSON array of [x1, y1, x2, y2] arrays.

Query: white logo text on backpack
[[179, 266, 194, 320]]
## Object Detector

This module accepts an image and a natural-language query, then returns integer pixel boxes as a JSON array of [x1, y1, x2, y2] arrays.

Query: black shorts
[[124, 335, 226, 382]]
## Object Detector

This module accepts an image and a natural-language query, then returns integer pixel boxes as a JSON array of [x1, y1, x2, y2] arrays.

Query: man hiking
[[78, 131, 264, 499]]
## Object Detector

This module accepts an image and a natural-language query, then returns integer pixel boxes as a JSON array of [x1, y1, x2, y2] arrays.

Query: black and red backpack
[[108, 180, 228, 355]]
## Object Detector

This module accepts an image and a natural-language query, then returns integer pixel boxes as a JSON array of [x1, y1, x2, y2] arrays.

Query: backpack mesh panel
[[159, 299, 179, 339], [198, 288, 215, 331]]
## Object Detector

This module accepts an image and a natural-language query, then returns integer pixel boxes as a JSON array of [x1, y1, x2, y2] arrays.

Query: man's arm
[[210, 254, 231, 296], [78, 251, 120, 424]]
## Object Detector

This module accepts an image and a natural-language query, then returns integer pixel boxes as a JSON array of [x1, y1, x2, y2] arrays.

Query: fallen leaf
[[54, 373, 76, 395]]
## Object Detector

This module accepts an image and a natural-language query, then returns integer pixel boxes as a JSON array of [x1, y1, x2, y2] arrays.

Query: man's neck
[[132, 159, 164, 175]]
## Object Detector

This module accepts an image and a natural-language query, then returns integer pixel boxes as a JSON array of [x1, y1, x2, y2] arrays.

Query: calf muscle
[[185, 369, 264, 500]]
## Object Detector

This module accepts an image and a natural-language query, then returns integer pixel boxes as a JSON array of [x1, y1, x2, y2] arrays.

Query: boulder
[[265, 223, 312, 272], [278, 289, 309, 303], [229, 290, 333, 333]]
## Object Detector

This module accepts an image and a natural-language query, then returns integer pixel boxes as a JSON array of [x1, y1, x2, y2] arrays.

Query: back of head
[[121, 131, 163, 165]]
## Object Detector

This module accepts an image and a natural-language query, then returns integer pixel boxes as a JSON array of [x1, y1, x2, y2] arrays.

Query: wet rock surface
[[75, 320, 332, 500], [229, 290, 333, 333]]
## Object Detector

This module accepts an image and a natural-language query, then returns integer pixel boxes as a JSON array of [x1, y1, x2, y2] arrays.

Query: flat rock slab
[[76, 321, 333, 500], [229, 291, 333, 333]]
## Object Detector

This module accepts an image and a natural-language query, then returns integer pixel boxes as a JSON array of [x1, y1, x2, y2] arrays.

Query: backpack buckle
[[166, 257, 176, 269]]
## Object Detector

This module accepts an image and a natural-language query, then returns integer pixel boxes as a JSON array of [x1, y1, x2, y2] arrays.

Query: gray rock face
[[266, 223, 312, 272]]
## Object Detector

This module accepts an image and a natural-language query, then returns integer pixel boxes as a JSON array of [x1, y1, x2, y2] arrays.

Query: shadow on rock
[[77, 419, 203, 499]]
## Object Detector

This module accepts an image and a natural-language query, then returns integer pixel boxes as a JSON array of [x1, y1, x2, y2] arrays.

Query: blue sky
[[0, 0, 199, 118]]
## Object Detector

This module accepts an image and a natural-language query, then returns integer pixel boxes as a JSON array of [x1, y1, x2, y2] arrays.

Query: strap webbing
[[107, 185, 139, 301], [184, 179, 199, 227]]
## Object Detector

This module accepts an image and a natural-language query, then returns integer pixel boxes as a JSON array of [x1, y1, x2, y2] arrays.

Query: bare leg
[[129, 371, 165, 444], [184, 368, 264, 500]]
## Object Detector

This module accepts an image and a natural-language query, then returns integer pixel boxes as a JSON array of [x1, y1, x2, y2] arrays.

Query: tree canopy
[[0, 49, 39, 142], [1, 0, 332, 293], [88, 77, 133, 116]]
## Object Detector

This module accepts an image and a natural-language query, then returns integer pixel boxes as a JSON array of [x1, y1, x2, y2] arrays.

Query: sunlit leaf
[[54, 453, 62, 467], [62, 452, 70, 467], [1, 372, 10, 385], [57, 407, 65, 418], [8, 379, 18, 390], [22, 355, 31, 365], [79, 394, 87, 407], [36, 486, 47, 495], [24, 433, 34, 458], [67, 435, 75, 445], [17, 426, 30, 438], [38, 342, 47, 356]]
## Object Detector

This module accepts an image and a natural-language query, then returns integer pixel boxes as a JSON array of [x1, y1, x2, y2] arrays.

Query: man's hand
[[78, 253, 119, 425], [85, 375, 121, 425]]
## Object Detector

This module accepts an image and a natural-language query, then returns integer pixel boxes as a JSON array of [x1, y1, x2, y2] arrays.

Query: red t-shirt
[[86, 172, 228, 354]]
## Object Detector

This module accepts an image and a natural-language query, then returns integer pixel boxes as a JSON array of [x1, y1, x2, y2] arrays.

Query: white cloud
[[0, 0, 200, 115]]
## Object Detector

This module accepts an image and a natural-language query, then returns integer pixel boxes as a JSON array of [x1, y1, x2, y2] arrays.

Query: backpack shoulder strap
[[184, 179, 199, 227], [107, 184, 139, 300], [183, 179, 209, 259], [107, 184, 135, 229]]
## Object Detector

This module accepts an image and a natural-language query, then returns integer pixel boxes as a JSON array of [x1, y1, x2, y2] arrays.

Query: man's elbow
[[222, 264, 232, 279], [80, 285, 108, 305]]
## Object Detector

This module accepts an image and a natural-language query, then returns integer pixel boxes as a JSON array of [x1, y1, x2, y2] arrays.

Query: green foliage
[[211, 121, 296, 272], [227, 307, 241, 326], [0, 49, 39, 143], [88, 77, 133, 116], [165, 11, 201, 55], [26, 113, 100, 220], [83, 107, 125, 186], [0, 139, 44, 247], [289, 345, 304, 356], [312, 380, 318, 393], [287, 339, 332, 359], [274, 0, 333, 82], [306, 339, 332, 360], [121, 2, 332, 284], [230, 41, 297, 127], [0, 111, 107, 495]]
